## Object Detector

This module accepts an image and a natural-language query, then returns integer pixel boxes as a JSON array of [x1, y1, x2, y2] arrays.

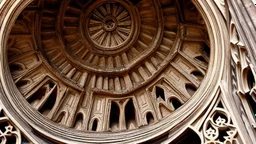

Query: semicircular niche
[[7, 0, 210, 132]]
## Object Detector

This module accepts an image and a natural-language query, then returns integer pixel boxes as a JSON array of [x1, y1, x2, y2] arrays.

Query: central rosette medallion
[[82, 1, 140, 53], [102, 16, 117, 32], [45, 0, 179, 93]]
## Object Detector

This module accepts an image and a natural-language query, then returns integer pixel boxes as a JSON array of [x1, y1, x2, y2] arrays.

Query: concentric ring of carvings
[[38, 0, 177, 95], [54, 0, 164, 73], [0, 0, 225, 143], [81, 0, 140, 52]]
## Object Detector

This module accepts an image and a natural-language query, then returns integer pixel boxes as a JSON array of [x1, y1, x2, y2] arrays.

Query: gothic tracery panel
[[230, 21, 256, 130], [0, 105, 31, 144]]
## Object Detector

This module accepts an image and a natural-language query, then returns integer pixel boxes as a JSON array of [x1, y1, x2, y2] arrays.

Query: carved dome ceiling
[[6, 0, 211, 139]]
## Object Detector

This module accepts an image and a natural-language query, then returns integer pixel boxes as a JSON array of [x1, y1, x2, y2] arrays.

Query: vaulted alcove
[[109, 102, 120, 131]]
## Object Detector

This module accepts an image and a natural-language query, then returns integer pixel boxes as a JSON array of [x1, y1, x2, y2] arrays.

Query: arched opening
[[191, 71, 204, 80], [16, 79, 30, 89], [185, 84, 197, 96], [195, 55, 208, 65], [202, 43, 210, 57], [169, 98, 182, 110], [247, 68, 255, 90], [73, 113, 84, 130], [125, 99, 137, 130], [146, 112, 154, 125], [9, 63, 24, 72], [27, 86, 47, 108], [91, 119, 98, 131], [155, 86, 165, 101], [39, 86, 57, 116], [109, 102, 120, 131], [55, 111, 66, 124]]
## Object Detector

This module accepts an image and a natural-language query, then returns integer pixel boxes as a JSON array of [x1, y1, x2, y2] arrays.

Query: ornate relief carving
[[230, 21, 256, 129], [83, 1, 139, 52], [213, 0, 256, 140], [0, 105, 30, 144], [203, 101, 238, 143], [0, 0, 234, 143], [5, 0, 211, 135], [149, 92, 241, 144], [0, 0, 256, 143]]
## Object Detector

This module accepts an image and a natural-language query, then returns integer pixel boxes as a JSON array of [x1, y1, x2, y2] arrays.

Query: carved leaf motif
[[205, 126, 218, 140], [215, 116, 226, 127]]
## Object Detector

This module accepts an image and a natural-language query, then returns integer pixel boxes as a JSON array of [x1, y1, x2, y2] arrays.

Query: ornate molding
[[1, 0, 253, 143]]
